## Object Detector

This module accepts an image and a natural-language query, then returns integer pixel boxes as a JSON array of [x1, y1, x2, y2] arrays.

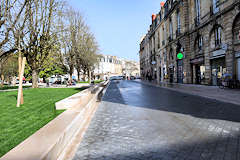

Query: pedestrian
[[149, 74, 152, 82]]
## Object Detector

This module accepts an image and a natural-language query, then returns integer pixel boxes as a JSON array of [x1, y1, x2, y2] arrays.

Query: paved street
[[73, 80, 240, 160]]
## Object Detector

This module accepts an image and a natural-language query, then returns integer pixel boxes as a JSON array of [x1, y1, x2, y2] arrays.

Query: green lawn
[[0, 88, 82, 157]]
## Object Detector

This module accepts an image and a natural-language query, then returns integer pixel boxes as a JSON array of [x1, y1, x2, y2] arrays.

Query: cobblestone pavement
[[73, 80, 240, 160]]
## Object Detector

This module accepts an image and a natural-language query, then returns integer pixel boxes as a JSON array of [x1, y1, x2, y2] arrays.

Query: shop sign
[[190, 57, 204, 64], [210, 49, 225, 59]]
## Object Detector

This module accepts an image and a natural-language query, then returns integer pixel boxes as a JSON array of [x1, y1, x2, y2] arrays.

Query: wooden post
[[18, 55, 24, 104], [17, 57, 26, 107], [18, 34, 24, 104]]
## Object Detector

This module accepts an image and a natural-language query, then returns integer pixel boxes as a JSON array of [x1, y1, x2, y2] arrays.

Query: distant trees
[[0, 56, 18, 86], [60, 8, 99, 82], [0, 0, 99, 88]]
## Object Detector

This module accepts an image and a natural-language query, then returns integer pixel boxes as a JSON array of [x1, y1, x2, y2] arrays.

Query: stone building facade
[[139, 0, 240, 85], [94, 55, 140, 80]]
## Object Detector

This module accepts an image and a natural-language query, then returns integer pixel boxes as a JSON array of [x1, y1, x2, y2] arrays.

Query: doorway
[[177, 60, 183, 83], [169, 67, 174, 83], [211, 57, 226, 85], [237, 58, 240, 80], [195, 65, 201, 84]]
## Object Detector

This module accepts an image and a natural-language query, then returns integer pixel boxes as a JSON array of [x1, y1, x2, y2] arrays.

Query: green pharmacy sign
[[177, 52, 184, 60]]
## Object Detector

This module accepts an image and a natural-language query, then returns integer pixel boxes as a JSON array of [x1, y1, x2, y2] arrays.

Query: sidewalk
[[134, 79, 240, 106]]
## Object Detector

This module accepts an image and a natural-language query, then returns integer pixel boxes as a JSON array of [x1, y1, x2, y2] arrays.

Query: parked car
[[130, 76, 136, 80], [119, 76, 125, 80], [110, 76, 122, 81], [53, 80, 62, 84]]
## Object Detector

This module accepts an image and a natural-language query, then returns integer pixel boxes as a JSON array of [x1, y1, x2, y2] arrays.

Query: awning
[[190, 57, 204, 64]]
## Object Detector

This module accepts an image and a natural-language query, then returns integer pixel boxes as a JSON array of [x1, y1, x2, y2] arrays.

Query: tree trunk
[[77, 71, 80, 82], [69, 66, 73, 82], [43, 76, 46, 83], [88, 70, 91, 84], [0, 74, 4, 87], [32, 69, 39, 88], [12, 76, 17, 86]]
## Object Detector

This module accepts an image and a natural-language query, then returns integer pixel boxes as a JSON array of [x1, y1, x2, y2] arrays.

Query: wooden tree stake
[[18, 56, 24, 104], [17, 57, 26, 107]]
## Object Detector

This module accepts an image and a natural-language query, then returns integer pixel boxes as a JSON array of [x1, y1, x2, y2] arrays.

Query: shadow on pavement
[[73, 86, 90, 91], [74, 132, 239, 160], [102, 81, 240, 123]]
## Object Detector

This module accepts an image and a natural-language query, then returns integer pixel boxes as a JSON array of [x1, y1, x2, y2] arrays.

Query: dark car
[[130, 76, 136, 80], [53, 80, 62, 84]]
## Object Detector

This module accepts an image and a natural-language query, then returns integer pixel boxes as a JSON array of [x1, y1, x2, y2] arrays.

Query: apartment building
[[94, 55, 140, 80], [140, 0, 240, 85]]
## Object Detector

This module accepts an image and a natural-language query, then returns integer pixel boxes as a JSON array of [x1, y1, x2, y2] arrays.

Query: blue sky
[[68, 0, 164, 61]]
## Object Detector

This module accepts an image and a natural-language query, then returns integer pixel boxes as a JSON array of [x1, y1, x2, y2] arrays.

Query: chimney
[[160, 2, 165, 7], [152, 14, 156, 23]]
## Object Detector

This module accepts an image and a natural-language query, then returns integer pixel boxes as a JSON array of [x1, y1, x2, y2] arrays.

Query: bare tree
[[77, 32, 99, 81], [0, 0, 29, 60], [19, 0, 60, 88], [63, 9, 99, 82]]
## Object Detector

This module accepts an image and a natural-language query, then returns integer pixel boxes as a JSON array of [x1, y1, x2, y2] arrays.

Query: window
[[213, 0, 220, 14], [169, 19, 173, 39], [177, 10, 181, 33], [162, 26, 165, 46], [215, 27, 222, 47], [195, 0, 200, 25], [158, 31, 160, 49], [164, 3, 168, 17], [233, 16, 240, 43], [196, 36, 203, 51], [235, 30, 240, 42]]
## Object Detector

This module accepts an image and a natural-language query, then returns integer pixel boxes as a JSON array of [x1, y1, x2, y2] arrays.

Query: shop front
[[190, 57, 205, 84], [177, 60, 183, 83], [210, 49, 226, 85], [168, 63, 174, 83]]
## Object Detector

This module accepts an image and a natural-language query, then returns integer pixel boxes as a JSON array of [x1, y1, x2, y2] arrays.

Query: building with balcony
[[139, 0, 240, 85]]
